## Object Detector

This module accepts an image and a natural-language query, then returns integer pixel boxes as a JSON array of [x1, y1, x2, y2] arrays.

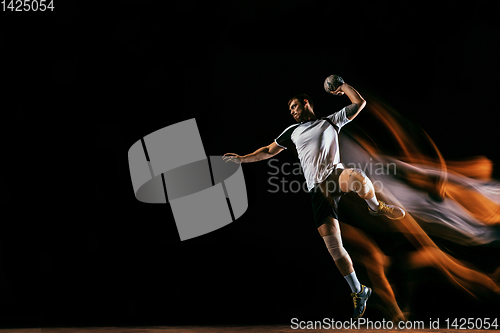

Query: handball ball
[[324, 75, 344, 93]]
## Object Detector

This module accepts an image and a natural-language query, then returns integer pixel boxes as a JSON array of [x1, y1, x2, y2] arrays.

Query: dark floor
[[0, 327, 498, 333]]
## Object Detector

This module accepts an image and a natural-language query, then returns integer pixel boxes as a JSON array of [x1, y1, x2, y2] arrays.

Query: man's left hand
[[330, 84, 345, 96]]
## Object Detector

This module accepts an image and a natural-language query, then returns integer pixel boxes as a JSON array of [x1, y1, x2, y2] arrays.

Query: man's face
[[289, 98, 306, 122]]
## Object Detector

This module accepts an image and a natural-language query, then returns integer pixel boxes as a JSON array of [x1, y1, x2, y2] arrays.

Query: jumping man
[[223, 80, 405, 319]]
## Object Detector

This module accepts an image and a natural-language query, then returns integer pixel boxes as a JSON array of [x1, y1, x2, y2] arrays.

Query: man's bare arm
[[223, 141, 284, 164], [332, 83, 366, 120], [344, 102, 362, 120]]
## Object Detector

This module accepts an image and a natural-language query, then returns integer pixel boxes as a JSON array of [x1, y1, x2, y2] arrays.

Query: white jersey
[[275, 107, 351, 191]]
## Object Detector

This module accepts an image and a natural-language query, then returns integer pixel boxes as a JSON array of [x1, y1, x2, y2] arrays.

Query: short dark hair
[[288, 93, 314, 109]]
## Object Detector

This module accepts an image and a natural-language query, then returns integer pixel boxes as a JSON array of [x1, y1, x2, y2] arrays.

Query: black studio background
[[0, 0, 499, 328]]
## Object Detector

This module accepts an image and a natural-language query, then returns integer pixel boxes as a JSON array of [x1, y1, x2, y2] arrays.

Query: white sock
[[365, 196, 380, 211], [344, 271, 362, 293]]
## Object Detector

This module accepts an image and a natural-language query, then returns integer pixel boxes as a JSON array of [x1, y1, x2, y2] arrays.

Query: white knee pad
[[348, 168, 374, 198], [323, 233, 348, 260]]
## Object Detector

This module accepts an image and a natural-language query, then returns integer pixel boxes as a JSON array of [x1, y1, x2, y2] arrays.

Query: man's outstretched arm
[[223, 141, 284, 164], [332, 83, 366, 121]]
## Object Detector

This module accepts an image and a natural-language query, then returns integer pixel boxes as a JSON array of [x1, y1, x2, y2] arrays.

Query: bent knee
[[340, 168, 373, 195]]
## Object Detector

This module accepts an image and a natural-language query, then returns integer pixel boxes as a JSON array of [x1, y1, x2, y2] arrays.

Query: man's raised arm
[[223, 141, 283, 164], [331, 83, 366, 121]]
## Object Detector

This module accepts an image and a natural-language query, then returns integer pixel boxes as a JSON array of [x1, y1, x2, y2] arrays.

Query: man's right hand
[[223, 142, 284, 164], [223, 153, 243, 164]]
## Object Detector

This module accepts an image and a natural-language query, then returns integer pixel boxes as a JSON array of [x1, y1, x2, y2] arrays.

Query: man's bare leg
[[318, 217, 356, 277], [340, 222, 406, 322], [339, 168, 405, 220], [318, 216, 372, 319]]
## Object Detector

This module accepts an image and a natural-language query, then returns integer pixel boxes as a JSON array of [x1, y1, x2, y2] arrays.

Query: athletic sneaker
[[351, 284, 372, 319], [368, 200, 405, 220]]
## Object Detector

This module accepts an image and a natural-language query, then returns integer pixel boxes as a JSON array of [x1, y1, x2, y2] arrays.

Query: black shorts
[[310, 167, 346, 228]]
